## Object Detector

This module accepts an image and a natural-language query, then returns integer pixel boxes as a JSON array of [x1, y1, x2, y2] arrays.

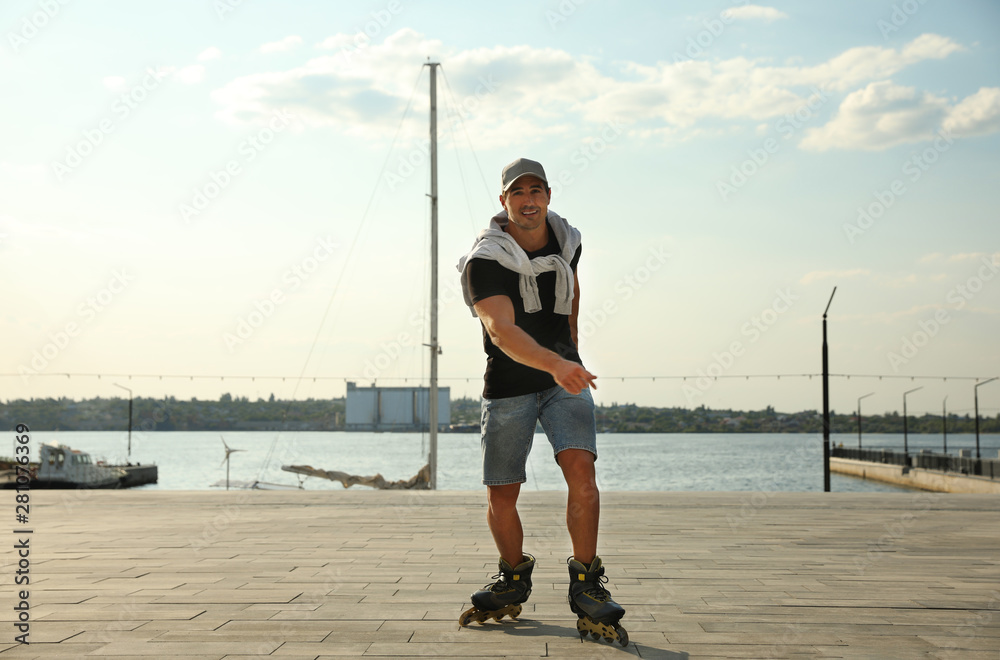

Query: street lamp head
[[822, 287, 837, 319], [974, 377, 998, 390]]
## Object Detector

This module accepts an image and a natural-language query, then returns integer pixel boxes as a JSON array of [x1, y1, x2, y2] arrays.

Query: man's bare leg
[[558, 448, 599, 564], [486, 483, 524, 565]]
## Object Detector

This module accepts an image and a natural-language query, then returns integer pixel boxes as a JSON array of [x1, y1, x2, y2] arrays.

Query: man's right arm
[[473, 294, 597, 395]]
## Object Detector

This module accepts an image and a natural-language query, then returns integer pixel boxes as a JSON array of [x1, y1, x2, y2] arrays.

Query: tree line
[[2, 395, 997, 434]]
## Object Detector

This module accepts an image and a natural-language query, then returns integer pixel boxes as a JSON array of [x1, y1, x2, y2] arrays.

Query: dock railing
[[832, 446, 1000, 479]]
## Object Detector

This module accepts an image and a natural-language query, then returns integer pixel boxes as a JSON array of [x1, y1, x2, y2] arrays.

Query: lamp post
[[902, 386, 923, 459], [112, 383, 133, 460], [821, 287, 837, 493], [942, 395, 948, 454], [857, 392, 874, 450], [974, 377, 997, 460]]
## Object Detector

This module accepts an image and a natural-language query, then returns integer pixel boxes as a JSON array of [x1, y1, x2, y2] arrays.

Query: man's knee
[[487, 483, 520, 513], [557, 449, 596, 478]]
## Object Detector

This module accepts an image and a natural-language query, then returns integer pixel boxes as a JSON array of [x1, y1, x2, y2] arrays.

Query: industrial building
[[345, 382, 450, 432]]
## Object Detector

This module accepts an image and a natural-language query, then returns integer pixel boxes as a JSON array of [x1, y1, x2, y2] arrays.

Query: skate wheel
[[458, 606, 478, 627], [576, 616, 628, 647], [496, 603, 523, 621]]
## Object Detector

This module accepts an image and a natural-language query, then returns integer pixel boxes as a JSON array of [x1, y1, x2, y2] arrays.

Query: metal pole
[[426, 60, 439, 490], [942, 395, 948, 454], [974, 377, 998, 460], [858, 392, 874, 450], [903, 397, 908, 455], [902, 386, 922, 460], [113, 383, 133, 459], [821, 287, 836, 493], [127, 397, 133, 458]]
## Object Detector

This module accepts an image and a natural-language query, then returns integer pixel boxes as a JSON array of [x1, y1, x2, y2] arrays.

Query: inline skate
[[458, 554, 535, 626], [567, 556, 628, 646]]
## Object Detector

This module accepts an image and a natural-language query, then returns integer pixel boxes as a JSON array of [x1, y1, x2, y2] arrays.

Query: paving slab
[[0, 490, 997, 658]]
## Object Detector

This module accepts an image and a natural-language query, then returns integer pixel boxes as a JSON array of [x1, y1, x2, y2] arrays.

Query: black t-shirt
[[465, 224, 583, 399]]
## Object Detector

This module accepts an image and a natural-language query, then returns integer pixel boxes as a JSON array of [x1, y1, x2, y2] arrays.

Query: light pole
[[902, 386, 923, 459], [821, 287, 836, 493], [942, 395, 948, 454], [857, 392, 874, 450], [974, 377, 997, 460], [112, 383, 133, 460]]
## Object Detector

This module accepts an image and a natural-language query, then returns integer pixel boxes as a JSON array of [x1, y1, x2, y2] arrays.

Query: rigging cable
[[256, 66, 428, 481], [439, 66, 497, 236]]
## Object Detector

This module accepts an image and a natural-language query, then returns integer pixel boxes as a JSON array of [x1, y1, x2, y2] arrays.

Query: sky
[[2, 0, 999, 420]]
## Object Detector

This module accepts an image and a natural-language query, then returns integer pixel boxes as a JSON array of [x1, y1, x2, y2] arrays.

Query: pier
[[832, 447, 1000, 494], [2, 489, 998, 658]]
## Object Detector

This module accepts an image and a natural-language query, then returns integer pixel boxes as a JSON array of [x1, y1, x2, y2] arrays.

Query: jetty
[[3, 489, 998, 658], [832, 446, 1000, 494]]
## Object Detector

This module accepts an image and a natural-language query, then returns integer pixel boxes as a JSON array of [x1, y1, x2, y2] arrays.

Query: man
[[455, 158, 628, 646]]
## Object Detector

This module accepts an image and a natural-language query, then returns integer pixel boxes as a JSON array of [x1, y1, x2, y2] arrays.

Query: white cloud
[[0, 162, 46, 185], [770, 34, 963, 94], [886, 304, 946, 320], [800, 269, 871, 285], [837, 303, 949, 326], [802, 83, 1000, 151], [0, 213, 106, 248], [198, 47, 222, 61], [799, 81, 949, 151], [214, 29, 587, 146], [947, 252, 990, 263], [103, 75, 126, 91], [884, 273, 919, 288], [174, 64, 205, 85], [725, 5, 789, 21], [260, 35, 303, 54], [209, 30, 966, 149], [942, 87, 1000, 137]]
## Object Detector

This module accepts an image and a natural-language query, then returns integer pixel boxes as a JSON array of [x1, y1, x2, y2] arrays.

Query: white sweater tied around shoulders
[[456, 209, 581, 317]]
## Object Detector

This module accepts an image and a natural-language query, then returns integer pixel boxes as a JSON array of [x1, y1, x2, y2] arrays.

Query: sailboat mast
[[427, 61, 439, 490]]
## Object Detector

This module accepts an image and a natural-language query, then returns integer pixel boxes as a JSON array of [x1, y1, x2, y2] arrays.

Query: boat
[[0, 442, 158, 489], [100, 455, 159, 489], [106, 384, 159, 487]]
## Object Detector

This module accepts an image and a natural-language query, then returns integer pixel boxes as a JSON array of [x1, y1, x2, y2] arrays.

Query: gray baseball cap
[[501, 158, 548, 192]]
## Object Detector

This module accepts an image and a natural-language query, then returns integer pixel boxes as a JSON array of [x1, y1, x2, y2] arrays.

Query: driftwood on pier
[[281, 463, 431, 490]]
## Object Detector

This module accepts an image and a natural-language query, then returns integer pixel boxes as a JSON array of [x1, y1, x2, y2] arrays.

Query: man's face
[[500, 175, 551, 231]]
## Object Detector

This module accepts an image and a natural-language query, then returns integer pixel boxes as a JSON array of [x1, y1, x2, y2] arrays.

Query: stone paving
[[1, 489, 998, 659]]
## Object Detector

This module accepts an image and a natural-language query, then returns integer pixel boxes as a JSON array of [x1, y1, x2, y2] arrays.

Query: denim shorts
[[480, 385, 598, 486]]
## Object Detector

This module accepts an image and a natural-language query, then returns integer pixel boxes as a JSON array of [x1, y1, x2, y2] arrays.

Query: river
[[18, 431, 999, 492]]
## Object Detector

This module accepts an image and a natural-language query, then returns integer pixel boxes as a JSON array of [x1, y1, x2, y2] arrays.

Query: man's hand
[[552, 360, 597, 395]]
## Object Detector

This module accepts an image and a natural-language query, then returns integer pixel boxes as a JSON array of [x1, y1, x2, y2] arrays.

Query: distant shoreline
[[2, 395, 998, 435]]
